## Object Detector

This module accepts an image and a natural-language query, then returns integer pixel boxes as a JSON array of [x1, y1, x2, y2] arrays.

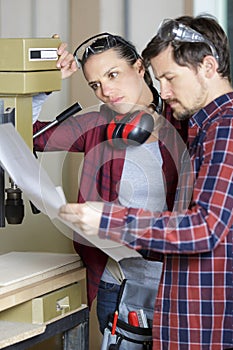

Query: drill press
[[0, 37, 62, 226]]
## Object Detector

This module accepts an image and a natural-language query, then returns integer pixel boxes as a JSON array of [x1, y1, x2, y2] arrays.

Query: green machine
[[0, 37, 62, 149], [0, 38, 62, 226]]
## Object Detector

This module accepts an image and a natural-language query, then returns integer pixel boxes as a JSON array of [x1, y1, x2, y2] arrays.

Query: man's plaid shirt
[[99, 93, 233, 349]]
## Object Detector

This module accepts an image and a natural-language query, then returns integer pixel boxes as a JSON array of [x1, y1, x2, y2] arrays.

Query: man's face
[[150, 45, 209, 120]]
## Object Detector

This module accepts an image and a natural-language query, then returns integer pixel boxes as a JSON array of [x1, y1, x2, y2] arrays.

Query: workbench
[[0, 252, 89, 350]]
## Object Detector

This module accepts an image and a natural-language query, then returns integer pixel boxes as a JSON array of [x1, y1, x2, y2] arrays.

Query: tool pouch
[[101, 279, 155, 350]]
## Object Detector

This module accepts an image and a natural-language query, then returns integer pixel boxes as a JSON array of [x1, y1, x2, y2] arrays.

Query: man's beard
[[167, 99, 199, 121], [174, 110, 191, 121], [167, 80, 207, 121]]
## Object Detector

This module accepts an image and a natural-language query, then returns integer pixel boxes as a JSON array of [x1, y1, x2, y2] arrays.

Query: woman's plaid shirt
[[33, 104, 186, 307]]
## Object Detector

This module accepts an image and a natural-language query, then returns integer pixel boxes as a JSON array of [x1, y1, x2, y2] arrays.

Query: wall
[[193, 0, 227, 28], [126, 0, 191, 51]]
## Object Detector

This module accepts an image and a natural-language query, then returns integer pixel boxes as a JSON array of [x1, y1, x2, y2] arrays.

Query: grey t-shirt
[[101, 141, 166, 284]]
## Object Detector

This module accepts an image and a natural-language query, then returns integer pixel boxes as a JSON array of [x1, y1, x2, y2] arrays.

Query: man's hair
[[142, 14, 231, 82]]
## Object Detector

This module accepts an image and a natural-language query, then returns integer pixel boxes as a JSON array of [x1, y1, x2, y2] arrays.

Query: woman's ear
[[134, 58, 145, 76]]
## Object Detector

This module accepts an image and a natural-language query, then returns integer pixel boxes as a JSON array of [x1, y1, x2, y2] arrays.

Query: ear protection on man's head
[[107, 110, 154, 149]]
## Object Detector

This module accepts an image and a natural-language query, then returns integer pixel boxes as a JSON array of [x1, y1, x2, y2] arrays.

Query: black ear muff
[[107, 120, 127, 149], [107, 110, 154, 149], [149, 85, 163, 114]]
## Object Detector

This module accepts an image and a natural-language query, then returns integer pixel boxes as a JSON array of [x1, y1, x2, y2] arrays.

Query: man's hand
[[59, 201, 104, 236], [53, 34, 78, 79]]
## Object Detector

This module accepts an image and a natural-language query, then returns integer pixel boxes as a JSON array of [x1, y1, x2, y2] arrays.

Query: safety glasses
[[157, 18, 219, 62], [73, 32, 139, 68]]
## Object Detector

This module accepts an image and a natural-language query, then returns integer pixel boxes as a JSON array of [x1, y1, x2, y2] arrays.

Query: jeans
[[96, 280, 121, 334]]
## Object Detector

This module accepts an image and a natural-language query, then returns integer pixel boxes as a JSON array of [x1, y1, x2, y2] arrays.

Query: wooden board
[[0, 252, 86, 312], [0, 252, 82, 287], [0, 321, 45, 348]]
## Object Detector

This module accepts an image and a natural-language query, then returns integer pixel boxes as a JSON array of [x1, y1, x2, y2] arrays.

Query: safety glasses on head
[[73, 32, 140, 68], [157, 18, 219, 63]]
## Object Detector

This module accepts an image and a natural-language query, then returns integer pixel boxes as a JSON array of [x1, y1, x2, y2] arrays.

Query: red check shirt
[[33, 104, 188, 308], [99, 93, 233, 349]]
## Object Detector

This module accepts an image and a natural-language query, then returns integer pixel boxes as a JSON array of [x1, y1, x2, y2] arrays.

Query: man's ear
[[203, 55, 218, 78]]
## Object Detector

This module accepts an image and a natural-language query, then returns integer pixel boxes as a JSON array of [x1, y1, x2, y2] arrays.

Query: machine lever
[[33, 101, 82, 139]]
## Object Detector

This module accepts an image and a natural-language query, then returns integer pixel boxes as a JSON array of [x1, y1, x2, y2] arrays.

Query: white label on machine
[[29, 48, 58, 61]]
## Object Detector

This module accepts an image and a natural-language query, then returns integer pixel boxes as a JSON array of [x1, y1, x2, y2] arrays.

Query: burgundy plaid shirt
[[33, 104, 187, 308], [99, 93, 233, 349]]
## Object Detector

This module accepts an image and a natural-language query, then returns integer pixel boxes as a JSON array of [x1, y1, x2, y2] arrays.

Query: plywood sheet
[[0, 251, 81, 287], [0, 321, 45, 348]]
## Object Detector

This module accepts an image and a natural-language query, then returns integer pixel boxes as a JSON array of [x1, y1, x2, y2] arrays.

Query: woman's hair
[[79, 34, 154, 87], [142, 14, 231, 82], [81, 35, 139, 66]]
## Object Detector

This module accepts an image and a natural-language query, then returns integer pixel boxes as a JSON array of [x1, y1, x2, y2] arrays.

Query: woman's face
[[83, 48, 146, 114]]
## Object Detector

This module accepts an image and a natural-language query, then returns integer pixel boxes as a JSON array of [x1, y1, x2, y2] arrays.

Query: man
[[60, 15, 233, 349]]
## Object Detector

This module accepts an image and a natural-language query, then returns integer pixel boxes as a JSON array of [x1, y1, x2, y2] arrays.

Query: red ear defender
[[107, 110, 154, 149]]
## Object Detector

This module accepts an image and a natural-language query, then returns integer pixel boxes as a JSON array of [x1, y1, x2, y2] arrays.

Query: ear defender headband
[[149, 85, 163, 115], [107, 110, 155, 149], [74, 32, 141, 69]]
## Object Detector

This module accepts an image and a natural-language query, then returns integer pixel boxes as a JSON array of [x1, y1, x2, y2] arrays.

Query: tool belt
[[101, 275, 159, 350]]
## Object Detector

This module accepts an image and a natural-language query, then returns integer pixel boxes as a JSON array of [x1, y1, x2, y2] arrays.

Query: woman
[[33, 33, 188, 337]]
